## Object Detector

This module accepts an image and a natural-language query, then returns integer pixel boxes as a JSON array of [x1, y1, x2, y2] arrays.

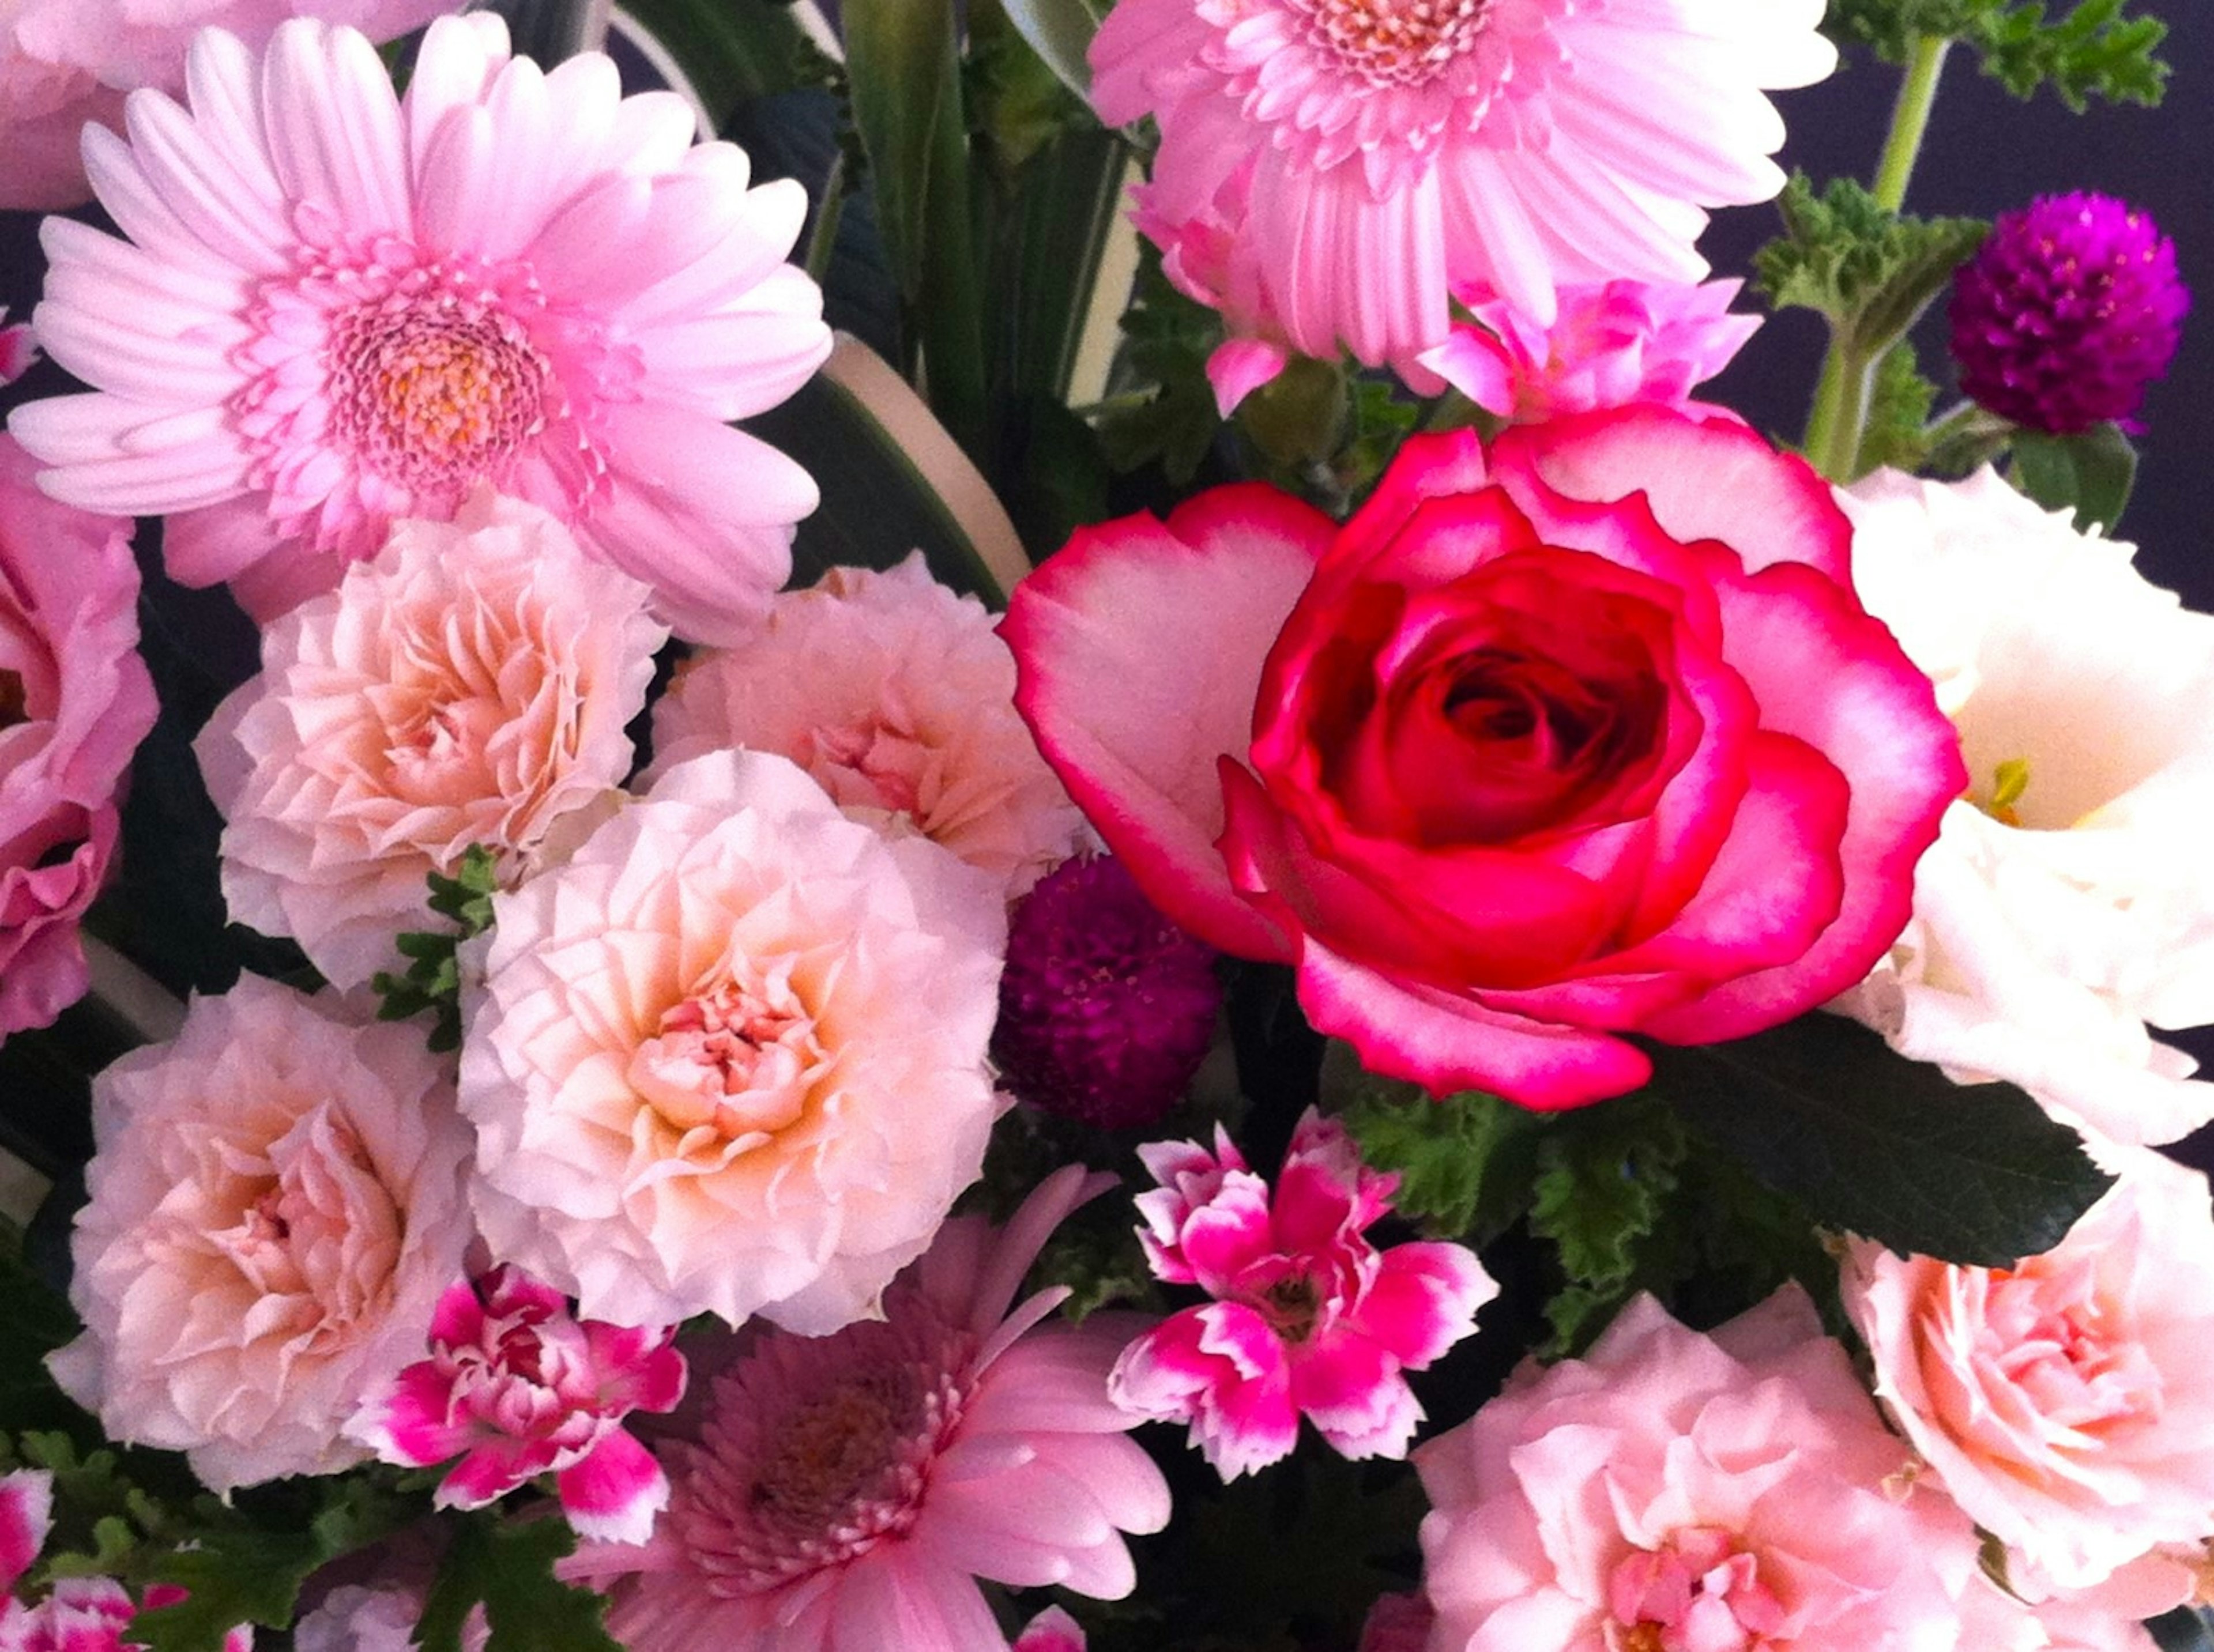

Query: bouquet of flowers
[[0, 0, 2208, 1647]]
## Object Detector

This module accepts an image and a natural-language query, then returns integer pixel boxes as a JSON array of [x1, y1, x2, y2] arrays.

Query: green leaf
[[845, 0, 989, 456], [2148, 1607, 2214, 1652], [1328, 1050, 1541, 1243], [1756, 174, 1987, 359], [1093, 244, 1225, 485], [1529, 1097, 1690, 1295], [0, 1250, 88, 1438], [419, 1515, 622, 1652], [371, 846, 501, 1054], [1821, 0, 2168, 110], [616, 0, 831, 125], [993, 0, 1104, 103], [1642, 1015, 2114, 1267], [2009, 423, 2138, 533], [1855, 341, 1940, 474]]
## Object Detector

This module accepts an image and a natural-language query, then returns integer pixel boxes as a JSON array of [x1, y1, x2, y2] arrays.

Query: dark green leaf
[[473, 0, 606, 62], [2009, 423, 2138, 533], [1093, 246, 1225, 486], [2148, 1607, 2214, 1652], [1528, 1097, 1689, 1295], [419, 1515, 622, 1652], [994, 0, 1105, 101], [1854, 341, 1940, 474], [1328, 1050, 1541, 1244], [616, 0, 831, 125], [1756, 174, 1987, 359], [1643, 1015, 2114, 1266], [1821, 0, 2168, 110]]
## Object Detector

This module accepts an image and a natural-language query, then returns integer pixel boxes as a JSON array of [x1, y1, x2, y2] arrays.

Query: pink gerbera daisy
[[1089, 0, 1835, 374], [573, 1166, 1172, 1652], [10, 15, 832, 643]]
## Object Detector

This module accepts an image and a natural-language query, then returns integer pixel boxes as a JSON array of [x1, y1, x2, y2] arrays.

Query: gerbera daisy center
[[1293, 0, 1493, 89], [327, 276, 552, 497]]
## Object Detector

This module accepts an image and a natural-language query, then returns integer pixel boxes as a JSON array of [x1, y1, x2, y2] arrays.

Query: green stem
[[1872, 36, 1952, 214], [1799, 33, 1952, 478], [804, 153, 846, 285]]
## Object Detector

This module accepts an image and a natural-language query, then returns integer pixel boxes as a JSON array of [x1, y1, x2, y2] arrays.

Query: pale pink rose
[[293, 1585, 484, 1652], [460, 749, 1007, 1333], [1416, 1287, 1980, 1652], [572, 1167, 1169, 1652], [1110, 1110, 1496, 1478], [48, 976, 475, 1493], [0, 1, 457, 211], [1840, 1148, 2214, 1591], [650, 554, 1083, 900], [1956, 1573, 2164, 1652], [13, 14, 831, 642], [1416, 279, 1761, 424], [350, 1265, 686, 1544], [195, 491, 666, 990], [0, 434, 155, 1041]]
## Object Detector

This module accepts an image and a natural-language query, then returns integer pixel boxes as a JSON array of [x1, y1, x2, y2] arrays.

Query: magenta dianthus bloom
[[350, 1266, 686, 1547], [1949, 193, 2187, 435], [995, 854, 1222, 1131], [1110, 1110, 1495, 1478], [11, 14, 832, 643]]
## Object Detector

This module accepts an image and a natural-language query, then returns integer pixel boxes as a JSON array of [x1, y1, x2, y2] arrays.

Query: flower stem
[[1800, 34, 1953, 478], [1872, 36, 1952, 214]]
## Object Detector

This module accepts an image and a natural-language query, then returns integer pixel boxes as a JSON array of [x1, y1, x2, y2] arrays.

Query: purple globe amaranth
[[994, 854, 1222, 1131], [1949, 192, 2188, 436]]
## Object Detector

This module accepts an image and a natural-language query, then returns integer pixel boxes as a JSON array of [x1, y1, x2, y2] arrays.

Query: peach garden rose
[[458, 749, 1008, 1334], [197, 491, 667, 990]]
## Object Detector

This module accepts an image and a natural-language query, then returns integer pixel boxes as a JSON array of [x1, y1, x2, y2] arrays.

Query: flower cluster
[[0, 2, 2205, 1652]]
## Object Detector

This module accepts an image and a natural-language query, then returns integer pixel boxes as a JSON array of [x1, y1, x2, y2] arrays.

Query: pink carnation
[[0, 434, 155, 1041], [1110, 1110, 1494, 1477], [351, 1266, 686, 1545], [1416, 1288, 1981, 1652], [0, 1, 453, 212], [574, 1166, 1170, 1651], [649, 555, 1083, 899], [48, 976, 475, 1493], [12, 14, 832, 643], [1840, 1147, 2214, 1591], [1089, 0, 1831, 378], [460, 750, 1007, 1333], [195, 491, 667, 989], [1417, 279, 1761, 423]]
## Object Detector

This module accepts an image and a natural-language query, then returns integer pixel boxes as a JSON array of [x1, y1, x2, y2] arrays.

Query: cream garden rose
[[48, 978, 473, 1493], [458, 749, 1007, 1333], [196, 491, 667, 989], [1840, 1147, 2214, 1593], [1833, 467, 2214, 1146], [648, 554, 1083, 899]]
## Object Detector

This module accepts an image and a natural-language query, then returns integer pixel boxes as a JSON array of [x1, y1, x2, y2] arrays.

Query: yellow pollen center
[[1302, 0, 1493, 88]]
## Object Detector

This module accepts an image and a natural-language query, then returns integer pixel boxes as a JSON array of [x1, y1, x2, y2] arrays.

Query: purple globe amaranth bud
[[993, 854, 1222, 1131], [1949, 192, 2188, 436]]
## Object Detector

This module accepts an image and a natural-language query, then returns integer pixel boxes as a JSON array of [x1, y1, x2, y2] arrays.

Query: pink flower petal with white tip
[[0, 1470, 53, 1596], [558, 1430, 671, 1547]]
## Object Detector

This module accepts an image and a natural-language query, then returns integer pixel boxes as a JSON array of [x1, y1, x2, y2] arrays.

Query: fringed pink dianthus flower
[[11, 14, 832, 643], [574, 1167, 1171, 1652], [1110, 1110, 1495, 1478], [1089, 0, 1833, 380], [1417, 278, 1760, 423], [350, 1266, 687, 1547]]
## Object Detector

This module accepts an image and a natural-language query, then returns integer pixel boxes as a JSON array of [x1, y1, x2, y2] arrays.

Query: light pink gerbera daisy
[[10, 14, 832, 643], [1089, 0, 1835, 374], [573, 1166, 1172, 1652]]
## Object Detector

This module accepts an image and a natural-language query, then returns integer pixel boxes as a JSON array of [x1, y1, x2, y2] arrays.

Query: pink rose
[[1840, 1147, 2214, 1591], [1110, 1110, 1494, 1477], [196, 491, 667, 990], [1415, 1288, 1980, 1652], [0, 435, 155, 1040], [1004, 406, 1965, 1107], [48, 977, 475, 1493]]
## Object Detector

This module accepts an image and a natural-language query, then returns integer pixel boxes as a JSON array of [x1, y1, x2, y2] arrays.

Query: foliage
[[371, 845, 500, 1054], [1822, 0, 2169, 110], [1856, 342, 1942, 473], [1756, 174, 1988, 361], [2010, 423, 2140, 533], [1644, 1015, 2115, 1267], [1331, 1059, 1542, 1246], [1093, 247, 1226, 486], [419, 1514, 623, 1652]]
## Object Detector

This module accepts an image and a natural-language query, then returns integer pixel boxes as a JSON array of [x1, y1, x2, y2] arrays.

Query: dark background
[[1, 7, 2209, 1091]]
